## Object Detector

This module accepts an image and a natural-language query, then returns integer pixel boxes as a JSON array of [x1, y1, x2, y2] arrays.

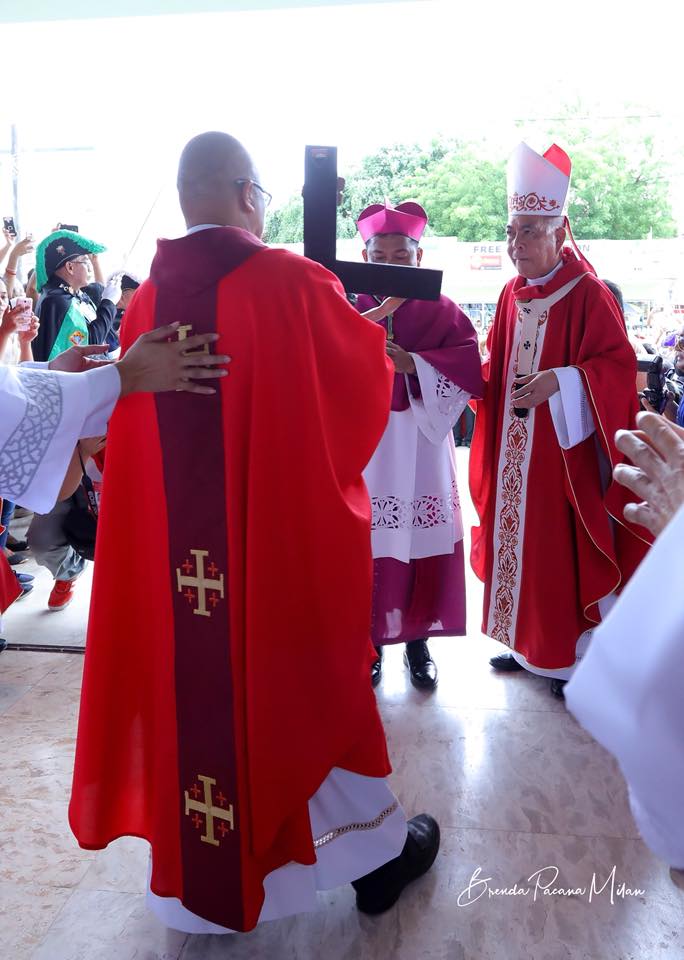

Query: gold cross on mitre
[[176, 549, 225, 618], [177, 323, 210, 355], [185, 774, 235, 847]]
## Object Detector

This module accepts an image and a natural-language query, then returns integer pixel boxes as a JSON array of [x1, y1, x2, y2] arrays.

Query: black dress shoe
[[550, 679, 567, 699], [489, 652, 524, 672], [6, 536, 28, 552], [371, 647, 383, 688], [404, 639, 437, 689], [352, 813, 441, 915]]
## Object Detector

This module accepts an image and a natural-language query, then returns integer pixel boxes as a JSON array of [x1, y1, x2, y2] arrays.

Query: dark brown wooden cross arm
[[302, 145, 443, 301]]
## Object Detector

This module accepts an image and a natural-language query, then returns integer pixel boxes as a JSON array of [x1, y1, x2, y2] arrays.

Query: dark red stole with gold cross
[[152, 227, 263, 929]]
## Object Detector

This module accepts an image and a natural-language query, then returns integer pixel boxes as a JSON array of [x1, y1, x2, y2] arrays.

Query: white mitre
[[507, 142, 571, 217]]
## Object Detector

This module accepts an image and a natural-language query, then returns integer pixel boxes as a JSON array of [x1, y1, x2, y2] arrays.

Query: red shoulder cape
[[69, 228, 394, 931]]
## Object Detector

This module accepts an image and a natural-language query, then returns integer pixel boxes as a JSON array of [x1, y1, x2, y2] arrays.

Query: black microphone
[[512, 380, 529, 419]]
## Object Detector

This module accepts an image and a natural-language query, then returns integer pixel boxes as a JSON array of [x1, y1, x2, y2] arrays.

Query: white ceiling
[[0, 0, 420, 23]]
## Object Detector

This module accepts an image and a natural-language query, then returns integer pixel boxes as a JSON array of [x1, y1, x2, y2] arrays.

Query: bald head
[[177, 132, 266, 238]]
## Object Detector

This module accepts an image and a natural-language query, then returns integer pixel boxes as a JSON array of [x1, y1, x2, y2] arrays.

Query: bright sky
[[0, 0, 682, 275]]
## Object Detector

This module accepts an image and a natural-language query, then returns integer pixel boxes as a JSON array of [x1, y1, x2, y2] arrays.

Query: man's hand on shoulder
[[115, 323, 231, 396], [511, 369, 559, 409]]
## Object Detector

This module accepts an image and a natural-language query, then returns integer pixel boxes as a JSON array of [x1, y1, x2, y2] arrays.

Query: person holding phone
[[0, 279, 40, 363]]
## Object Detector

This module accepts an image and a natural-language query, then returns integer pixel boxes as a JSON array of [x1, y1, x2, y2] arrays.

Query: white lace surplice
[[364, 354, 470, 562], [0, 362, 120, 514]]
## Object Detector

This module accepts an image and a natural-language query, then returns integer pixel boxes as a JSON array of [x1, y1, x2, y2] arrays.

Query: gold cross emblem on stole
[[176, 550, 225, 617], [177, 324, 210, 354], [185, 775, 235, 846]]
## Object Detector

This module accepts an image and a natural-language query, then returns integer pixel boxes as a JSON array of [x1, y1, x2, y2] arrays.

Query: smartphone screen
[[3, 216, 17, 237]]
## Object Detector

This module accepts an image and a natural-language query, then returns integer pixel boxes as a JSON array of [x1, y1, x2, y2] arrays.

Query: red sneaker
[[48, 579, 76, 612]]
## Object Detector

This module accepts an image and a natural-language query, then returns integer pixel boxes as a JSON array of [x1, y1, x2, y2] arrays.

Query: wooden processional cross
[[302, 145, 443, 301]]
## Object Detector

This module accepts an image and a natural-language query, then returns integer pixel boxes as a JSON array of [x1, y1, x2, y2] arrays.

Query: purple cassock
[[357, 294, 483, 645]]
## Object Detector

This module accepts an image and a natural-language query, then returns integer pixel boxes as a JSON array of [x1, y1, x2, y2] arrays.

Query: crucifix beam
[[303, 145, 443, 301]]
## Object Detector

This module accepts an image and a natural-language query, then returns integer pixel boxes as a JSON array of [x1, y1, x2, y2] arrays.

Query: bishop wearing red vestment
[[469, 142, 650, 697]]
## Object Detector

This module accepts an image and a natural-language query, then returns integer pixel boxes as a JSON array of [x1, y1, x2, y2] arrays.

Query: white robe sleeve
[[406, 353, 470, 444], [565, 504, 684, 869], [548, 366, 595, 449], [0, 363, 121, 514]]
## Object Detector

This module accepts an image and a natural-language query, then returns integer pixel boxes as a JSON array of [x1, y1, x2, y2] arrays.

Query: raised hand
[[614, 412, 684, 537], [0, 303, 25, 335], [12, 235, 35, 259], [17, 315, 40, 344]]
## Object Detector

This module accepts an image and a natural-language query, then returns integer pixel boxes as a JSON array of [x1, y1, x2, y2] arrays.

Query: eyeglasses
[[68, 256, 91, 266], [234, 178, 272, 208]]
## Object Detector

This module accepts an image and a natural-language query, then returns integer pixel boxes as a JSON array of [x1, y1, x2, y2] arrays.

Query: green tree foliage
[[532, 106, 678, 239], [566, 137, 676, 239], [399, 149, 506, 241], [263, 139, 453, 243], [335, 139, 452, 237], [263, 193, 304, 244], [265, 125, 678, 243]]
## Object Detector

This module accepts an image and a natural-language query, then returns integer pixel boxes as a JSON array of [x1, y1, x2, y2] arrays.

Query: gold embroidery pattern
[[312, 800, 399, 849], [491, 413, 528, 647], [176, 549, 225, 618], [185, 774, 235, 847]]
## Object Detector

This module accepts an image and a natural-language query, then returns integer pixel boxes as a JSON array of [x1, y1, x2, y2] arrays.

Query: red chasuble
[[469, 250, 651, 671], [69, 227, 394, 931]]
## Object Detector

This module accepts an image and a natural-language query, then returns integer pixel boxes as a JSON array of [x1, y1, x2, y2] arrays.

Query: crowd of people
[[0, 132, 683, 937], [0, 226, 142, 611]]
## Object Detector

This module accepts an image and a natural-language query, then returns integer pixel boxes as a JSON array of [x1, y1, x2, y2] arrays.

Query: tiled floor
[[1, 451, 682, 958]]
